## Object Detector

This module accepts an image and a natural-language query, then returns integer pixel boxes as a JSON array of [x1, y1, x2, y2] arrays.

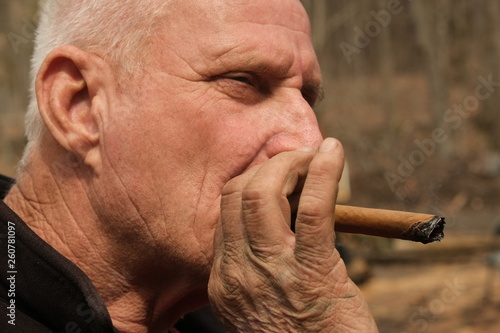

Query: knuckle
[[297, 208, 329, 223], [310, 161, 338, 182], [297, 194, 332, 221], [250, 243, 286, 258], [240, 184, 273, 212], [222, 177, 244, 197], [241, 184, 269, 202]]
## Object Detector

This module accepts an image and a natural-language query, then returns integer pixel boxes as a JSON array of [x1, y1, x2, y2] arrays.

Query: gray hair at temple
[[21, 0, 171, 169]]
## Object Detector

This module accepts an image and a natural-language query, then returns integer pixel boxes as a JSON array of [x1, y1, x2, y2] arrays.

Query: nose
[[262, 92, 324, 159]]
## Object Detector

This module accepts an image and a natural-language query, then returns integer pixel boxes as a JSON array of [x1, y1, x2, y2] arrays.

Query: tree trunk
[[476, 0, 500, 149], [410, 0, 452, 160]]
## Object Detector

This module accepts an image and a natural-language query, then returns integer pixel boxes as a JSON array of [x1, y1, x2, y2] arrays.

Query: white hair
[[21, 0, 171, 168]]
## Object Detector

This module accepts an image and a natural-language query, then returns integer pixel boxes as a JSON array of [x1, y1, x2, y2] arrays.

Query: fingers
[[211, 138, 378, 333], [218, 166, 260, 252], [240, 152, 314, 256], [218, 138, 344, 261], [294, 138, 344, 261], [219, 150, 315, 256]]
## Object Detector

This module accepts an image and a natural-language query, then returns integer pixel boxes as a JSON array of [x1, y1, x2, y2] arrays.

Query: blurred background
[[1, 0, 500, 332]]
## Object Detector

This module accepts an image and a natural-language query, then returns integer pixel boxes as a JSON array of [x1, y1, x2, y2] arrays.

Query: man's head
[[21, 0, 323, 285]]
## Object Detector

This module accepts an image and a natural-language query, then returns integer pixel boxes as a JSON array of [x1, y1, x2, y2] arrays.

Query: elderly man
[[0, 0, 378, 332]]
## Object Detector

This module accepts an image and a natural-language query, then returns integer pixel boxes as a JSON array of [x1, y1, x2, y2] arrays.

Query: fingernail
[[296, 147, 315, 152], [318, 138, 338, 153]]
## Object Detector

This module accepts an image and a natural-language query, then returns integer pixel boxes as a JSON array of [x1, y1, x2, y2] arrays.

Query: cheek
[[202, 112, 271, 178], [104, 81, 271, 203]]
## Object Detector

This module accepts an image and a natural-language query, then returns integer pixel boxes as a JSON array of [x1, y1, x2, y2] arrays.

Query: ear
[[36, 45, 110, 173]]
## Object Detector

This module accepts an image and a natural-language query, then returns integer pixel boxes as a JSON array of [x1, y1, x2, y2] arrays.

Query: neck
[[4, 158, 207, 332]]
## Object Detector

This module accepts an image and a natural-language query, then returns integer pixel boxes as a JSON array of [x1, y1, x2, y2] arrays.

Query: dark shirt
[[0, 175, 225, 332]]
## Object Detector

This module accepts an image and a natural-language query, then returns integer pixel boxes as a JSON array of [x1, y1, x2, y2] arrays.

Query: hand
[[208, 138, 378, 332]]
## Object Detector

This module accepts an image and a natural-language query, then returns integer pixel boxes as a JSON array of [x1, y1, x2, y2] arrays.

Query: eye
[[222, 72, 258, 88], [210, 72, 264, 105], [231, 76, 251, 84]]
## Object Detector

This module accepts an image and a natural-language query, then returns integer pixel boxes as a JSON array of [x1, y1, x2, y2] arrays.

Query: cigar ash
[[402, 216, 445, 244]]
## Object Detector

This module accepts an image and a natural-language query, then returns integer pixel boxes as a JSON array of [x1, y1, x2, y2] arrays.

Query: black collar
[[0, 174, 15, 200]]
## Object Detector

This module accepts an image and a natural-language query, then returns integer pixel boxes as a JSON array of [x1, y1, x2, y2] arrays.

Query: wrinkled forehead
[[167, 0, 312, 35], [153, 0, 317, 77], [217, 0, 312, 33]]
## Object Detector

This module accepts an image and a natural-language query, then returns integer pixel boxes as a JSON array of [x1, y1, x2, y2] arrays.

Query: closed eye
[[221, 72, 259, 88], [210, 72, 264, 105]]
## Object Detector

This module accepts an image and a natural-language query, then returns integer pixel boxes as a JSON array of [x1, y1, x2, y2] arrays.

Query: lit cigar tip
[[402, 216, 446, 244]]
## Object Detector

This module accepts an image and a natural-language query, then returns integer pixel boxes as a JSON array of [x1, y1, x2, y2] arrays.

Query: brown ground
[[357, 235, 500, 333]]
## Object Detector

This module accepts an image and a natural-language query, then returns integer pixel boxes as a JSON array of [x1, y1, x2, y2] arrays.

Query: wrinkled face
[[100, 0, 323, 277]]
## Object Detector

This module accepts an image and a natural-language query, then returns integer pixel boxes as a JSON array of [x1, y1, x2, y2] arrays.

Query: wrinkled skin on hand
[[209, 139, 378, 332]]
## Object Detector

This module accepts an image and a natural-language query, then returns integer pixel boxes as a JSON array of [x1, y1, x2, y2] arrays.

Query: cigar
[[334, 205, 445, 244]]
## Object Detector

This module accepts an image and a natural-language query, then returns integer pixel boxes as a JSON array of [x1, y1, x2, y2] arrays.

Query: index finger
[[294, 138, 344, 261]]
